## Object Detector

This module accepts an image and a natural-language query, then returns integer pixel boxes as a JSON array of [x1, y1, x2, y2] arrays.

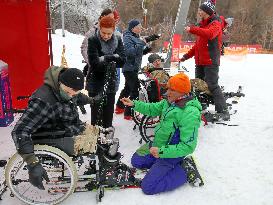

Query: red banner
[[164, 41, 263, 54], [171, 34, 182, 62], [0, 0, 50, 109], [226, 44, 262, 54]]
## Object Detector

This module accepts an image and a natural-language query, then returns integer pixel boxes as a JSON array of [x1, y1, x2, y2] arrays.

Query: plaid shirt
[[12, 93, 90, 154]]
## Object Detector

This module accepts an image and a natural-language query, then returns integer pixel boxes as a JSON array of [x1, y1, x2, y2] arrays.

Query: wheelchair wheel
[[132, 80, 149, 126], [132, 110, 144, 126], [5, 145, 78, 205], [139, 115, 159, 143]]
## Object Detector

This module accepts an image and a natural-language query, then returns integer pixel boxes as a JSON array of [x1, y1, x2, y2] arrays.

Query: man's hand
[[88, 92, 103, 105], [120, 98, 134, 107], [185, 26, 191, 32], [180, 57, 186, 62], [104, 54, 120, 63], [27, 163, 49, 190], [150, 147, 159, 158], [145, 34, 161, 43]]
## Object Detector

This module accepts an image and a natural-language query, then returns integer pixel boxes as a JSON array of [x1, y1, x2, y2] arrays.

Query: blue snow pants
[[131, 152, 187, 195]]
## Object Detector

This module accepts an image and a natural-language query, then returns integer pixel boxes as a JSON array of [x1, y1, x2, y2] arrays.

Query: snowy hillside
[[0, 30, 273, 205]]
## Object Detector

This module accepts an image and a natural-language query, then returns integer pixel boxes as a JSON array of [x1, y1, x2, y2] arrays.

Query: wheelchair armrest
[[32, 130, 66, 137]]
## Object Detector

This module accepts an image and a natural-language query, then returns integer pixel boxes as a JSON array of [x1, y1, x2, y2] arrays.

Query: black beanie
[[148, 53, 162, 63], [199, 1, 215, 16], [128, 19, 141, 31], [59, 68, 84, 90]]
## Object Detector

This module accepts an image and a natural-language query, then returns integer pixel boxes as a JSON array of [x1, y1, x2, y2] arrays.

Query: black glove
[[145, 34, 161, 43], [27, 163, 49, 190], [143, 45, 152, 55], [88, 92, 103, 105], [104, 54, 120, 63], [180, 57, 186, 62]]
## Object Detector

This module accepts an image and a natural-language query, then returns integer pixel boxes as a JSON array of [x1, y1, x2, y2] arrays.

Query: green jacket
[[134, 97, 202, 158]]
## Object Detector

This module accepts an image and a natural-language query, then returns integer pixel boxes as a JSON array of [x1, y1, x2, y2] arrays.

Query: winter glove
[[88, 92, 103, 105], [143, 45, 152, 55], [22, 153, 49, 190], [27, 162, 49, 190], [145, 34, 161, 43], [180, 57, 186, 62], [104, 54, 120, 63], [64, 127, 74, 137]]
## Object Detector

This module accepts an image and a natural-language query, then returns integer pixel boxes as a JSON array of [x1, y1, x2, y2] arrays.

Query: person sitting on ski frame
[[121, 73, 202, 195], [11, 67, 101, 190]]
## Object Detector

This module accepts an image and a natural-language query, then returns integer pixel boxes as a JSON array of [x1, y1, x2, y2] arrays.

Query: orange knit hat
[[99, 16, 116, 29], [167, 73, 191, 93]]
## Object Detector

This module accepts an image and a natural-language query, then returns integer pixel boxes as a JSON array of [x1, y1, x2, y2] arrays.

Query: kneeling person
[[121, 73, 202, 195]]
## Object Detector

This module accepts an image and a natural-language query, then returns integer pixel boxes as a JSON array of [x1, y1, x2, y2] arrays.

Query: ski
[[48, 182, 140, 195], [46, 167, 146, 195], [215, 122, 239, 126], [202, 109, 238, 124], [182, 156, 204, 187]]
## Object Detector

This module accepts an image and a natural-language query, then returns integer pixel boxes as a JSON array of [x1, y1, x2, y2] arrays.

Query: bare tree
[[49, 0, 273, 49], [50, 0, 112, 34]]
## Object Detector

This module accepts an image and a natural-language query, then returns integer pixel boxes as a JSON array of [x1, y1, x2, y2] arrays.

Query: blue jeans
[[131, 153, 187, 195]]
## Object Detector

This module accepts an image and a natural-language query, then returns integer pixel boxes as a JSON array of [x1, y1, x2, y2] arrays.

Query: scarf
[[96, 29, 118, 55]]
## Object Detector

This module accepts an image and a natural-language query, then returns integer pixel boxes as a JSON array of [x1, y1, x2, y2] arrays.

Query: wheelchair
[[5, 126, 138, 204], [130, 71, 166, 144]]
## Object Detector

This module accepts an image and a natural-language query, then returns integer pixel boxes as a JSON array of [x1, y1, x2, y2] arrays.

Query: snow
[[1, 30, 273, 205]]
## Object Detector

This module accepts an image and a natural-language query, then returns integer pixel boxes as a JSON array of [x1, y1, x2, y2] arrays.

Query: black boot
[[215, 110, 230, 121], [99, 153, 139, 187]]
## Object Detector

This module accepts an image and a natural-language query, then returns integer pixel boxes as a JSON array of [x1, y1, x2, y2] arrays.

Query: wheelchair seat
[[32, 130, 75, 156]]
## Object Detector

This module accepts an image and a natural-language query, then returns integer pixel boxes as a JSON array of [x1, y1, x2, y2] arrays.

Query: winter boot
[[181, 156, 204, 187], [124, 115, 132, 121], [99, 152, 139, 187], [115, 106, 124, 114], [214, 110, 230, 121], [104, 126, 115, 140]]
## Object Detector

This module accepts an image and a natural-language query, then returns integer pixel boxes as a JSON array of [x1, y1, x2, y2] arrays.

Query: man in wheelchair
[[121, 73, 202, 194], [11, 66, 100, 190], [142, 53, 170, 100]]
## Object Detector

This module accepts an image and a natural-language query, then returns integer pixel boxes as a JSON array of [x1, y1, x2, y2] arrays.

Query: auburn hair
[[99, 16, 115, 29]]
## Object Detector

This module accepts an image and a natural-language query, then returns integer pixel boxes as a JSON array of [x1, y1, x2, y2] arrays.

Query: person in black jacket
[[12, 66, 99, 190], [86, 16, 126, 128]]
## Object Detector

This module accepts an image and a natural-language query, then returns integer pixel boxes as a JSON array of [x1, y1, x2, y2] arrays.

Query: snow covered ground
[[0, 30, 273, 205]]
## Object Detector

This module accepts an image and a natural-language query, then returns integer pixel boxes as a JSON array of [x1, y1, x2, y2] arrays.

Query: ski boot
[[203, 110, 230, 123], [99, 152, 141, 187], [182, 156, 204, 187], [214, 110, 230, 121]]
